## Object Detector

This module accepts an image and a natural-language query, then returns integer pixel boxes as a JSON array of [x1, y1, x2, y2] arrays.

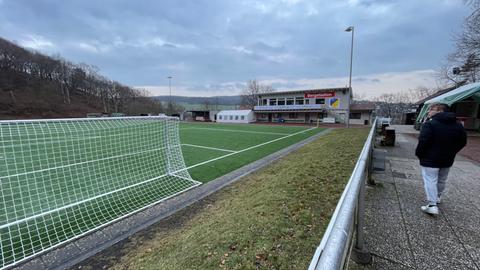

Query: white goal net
[[0, 116, 199, 268]]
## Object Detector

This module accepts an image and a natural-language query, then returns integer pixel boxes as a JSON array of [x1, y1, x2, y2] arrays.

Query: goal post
[[0, 116, 199, 268]]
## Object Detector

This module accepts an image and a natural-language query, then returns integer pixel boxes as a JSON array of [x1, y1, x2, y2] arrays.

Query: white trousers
[[421, 166, 450, 205]]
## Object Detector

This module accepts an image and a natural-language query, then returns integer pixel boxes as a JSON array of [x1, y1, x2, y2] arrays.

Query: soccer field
[[0, 118, 324, 268], [180, 122, 324, 182]]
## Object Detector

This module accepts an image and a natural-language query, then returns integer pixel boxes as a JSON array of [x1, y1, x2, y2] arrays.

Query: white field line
[[180, 143, 236, 153], [172, 127, 317, 173], [0, 146, 168, 180], [180, 127, 291, 136], [0, 136, 105, 148], [0, 130, 163, 148], [0, 172, 197, 230], [171, 172, 202, 185]]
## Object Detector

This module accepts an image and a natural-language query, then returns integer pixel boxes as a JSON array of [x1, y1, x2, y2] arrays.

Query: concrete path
[[349, 129, 480, 269]]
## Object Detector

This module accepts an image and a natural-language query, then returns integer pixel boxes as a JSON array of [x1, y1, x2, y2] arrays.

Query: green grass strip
[[82, 128, 368, 270]]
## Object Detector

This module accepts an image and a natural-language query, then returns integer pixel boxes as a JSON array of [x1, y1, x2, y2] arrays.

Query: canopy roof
[[416, 82, 480, 123]]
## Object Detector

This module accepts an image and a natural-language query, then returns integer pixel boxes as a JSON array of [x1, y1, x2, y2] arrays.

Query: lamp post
[[345, 26, 354, 128], [167, 76, 172, 115]]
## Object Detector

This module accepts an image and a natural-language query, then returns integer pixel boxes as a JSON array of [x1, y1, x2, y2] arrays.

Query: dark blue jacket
[[415, 112, 467, 168]]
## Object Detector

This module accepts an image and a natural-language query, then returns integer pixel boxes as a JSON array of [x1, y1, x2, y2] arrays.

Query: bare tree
[[0, 36, 166, 117], [374, 91, 417, 123], [240, 79, 274, 109], [353, 91, 367, 101], [202, 99, 211, 111], [440, 1, 480, 85], [408, 87, 440, 102], [374, 93, 396, 118]]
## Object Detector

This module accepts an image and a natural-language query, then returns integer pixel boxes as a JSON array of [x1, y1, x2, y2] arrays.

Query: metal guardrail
[[308, 118, 377, 270]]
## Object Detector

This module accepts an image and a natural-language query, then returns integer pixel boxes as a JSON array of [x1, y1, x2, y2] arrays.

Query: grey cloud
[[0, 0, 471, 94], [353, 77, 380, 83]]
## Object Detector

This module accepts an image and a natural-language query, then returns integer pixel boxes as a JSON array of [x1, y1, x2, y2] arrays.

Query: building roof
[[350, 103, 375, 111], [258, 87, 350, 97], [424, 82, 480, 105], [416, 82, 480, 123], [217, 110, 252, 115]]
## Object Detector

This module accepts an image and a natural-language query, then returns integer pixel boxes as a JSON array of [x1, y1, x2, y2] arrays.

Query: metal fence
[[308, 118, 377, 269]]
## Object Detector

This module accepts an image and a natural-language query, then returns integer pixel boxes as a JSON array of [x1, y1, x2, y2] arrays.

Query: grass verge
[[76, 128, 368, 270]]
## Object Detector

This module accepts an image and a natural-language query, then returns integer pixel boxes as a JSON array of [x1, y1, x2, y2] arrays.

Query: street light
[[167, 76, 172, 115], [345, 26, 354, 128]]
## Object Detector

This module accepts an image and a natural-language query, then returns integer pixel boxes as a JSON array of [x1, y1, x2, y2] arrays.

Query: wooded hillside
[[0, 37, 163, 119]]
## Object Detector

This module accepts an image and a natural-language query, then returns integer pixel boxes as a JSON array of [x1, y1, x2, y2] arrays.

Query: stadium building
[[254, 87, 352, 124]]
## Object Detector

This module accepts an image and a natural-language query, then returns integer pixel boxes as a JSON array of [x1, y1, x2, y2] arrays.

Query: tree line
[[0, 37, 165, 117]]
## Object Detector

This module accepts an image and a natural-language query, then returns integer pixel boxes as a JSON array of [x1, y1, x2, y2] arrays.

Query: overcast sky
[[0, 0, 471, 98]]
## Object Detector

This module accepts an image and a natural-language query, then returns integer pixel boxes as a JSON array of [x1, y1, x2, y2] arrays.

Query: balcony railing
[[253, 104, 324, 110]]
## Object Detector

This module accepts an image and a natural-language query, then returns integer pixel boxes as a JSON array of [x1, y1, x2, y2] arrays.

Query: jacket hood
[[431, 112, 457, 124]]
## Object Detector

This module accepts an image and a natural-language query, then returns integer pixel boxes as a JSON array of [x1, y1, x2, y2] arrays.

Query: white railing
[[308, 118, 377, 269]]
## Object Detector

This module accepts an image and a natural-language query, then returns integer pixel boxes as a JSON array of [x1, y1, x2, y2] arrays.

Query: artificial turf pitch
[[0, 121, 324, 268], [180, 122, 324, 182]]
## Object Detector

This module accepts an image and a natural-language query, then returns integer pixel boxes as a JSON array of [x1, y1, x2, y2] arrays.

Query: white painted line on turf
[[171, 172, 203, 185], [0, 172, 198, 230], [180, 143, 236, 153], [181, 127, 291, 136], [0, 136, 106, 149], [172, 127, 317, 173], [0, 146, 169, 180]]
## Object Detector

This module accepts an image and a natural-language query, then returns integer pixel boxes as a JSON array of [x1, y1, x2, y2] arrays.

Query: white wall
[[217, 111, 255, 123]]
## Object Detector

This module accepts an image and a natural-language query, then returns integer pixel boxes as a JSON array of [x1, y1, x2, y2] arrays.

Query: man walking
[[415, 103, 467, 215]]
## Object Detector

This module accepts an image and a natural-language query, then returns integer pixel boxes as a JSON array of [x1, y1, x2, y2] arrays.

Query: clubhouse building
[[254, 87, 354, 124]]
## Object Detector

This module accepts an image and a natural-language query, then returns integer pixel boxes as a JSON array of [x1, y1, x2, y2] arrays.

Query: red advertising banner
[[304, 91, 335, 98]]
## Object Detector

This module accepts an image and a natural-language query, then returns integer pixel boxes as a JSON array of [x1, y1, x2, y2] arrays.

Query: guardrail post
[[367, 145, 375, 185], [351, 168, 372, 264]]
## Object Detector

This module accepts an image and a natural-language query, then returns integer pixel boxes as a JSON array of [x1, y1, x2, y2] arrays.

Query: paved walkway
[[349, 129, 480, 269]]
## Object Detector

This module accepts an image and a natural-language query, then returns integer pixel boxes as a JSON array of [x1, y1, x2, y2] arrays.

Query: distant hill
[[154, 95, 241, 105], [154, 95, 242, 111]]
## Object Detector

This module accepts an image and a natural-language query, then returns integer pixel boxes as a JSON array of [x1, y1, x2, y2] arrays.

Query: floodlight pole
[[345, 26, 354, 128], [167, 76, 172, 115]]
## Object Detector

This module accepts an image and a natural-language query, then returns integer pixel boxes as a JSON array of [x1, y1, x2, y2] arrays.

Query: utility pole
[[167, 76, 172, 115], [345, 26, 355, 128]]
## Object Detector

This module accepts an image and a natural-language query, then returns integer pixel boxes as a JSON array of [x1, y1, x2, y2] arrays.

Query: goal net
[[0, 116, 199, 268]]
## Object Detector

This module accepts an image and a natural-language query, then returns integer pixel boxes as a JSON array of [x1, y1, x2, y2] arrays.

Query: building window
[[229, 115, 233, 120], [262, 99, 268, 105], [350, 112, 361, 119], [288, 113, 297, 119], [235, 115, 239, 120], [278, 98, 286, 105], [269, 99, 277, 106], [286, 98, 294, 105], [315, 98, 325, 104], [295, 97, 304, 105], [305, 99, 310, 104], [241, 116, 245, 120], [219, 115, 222, 120]]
